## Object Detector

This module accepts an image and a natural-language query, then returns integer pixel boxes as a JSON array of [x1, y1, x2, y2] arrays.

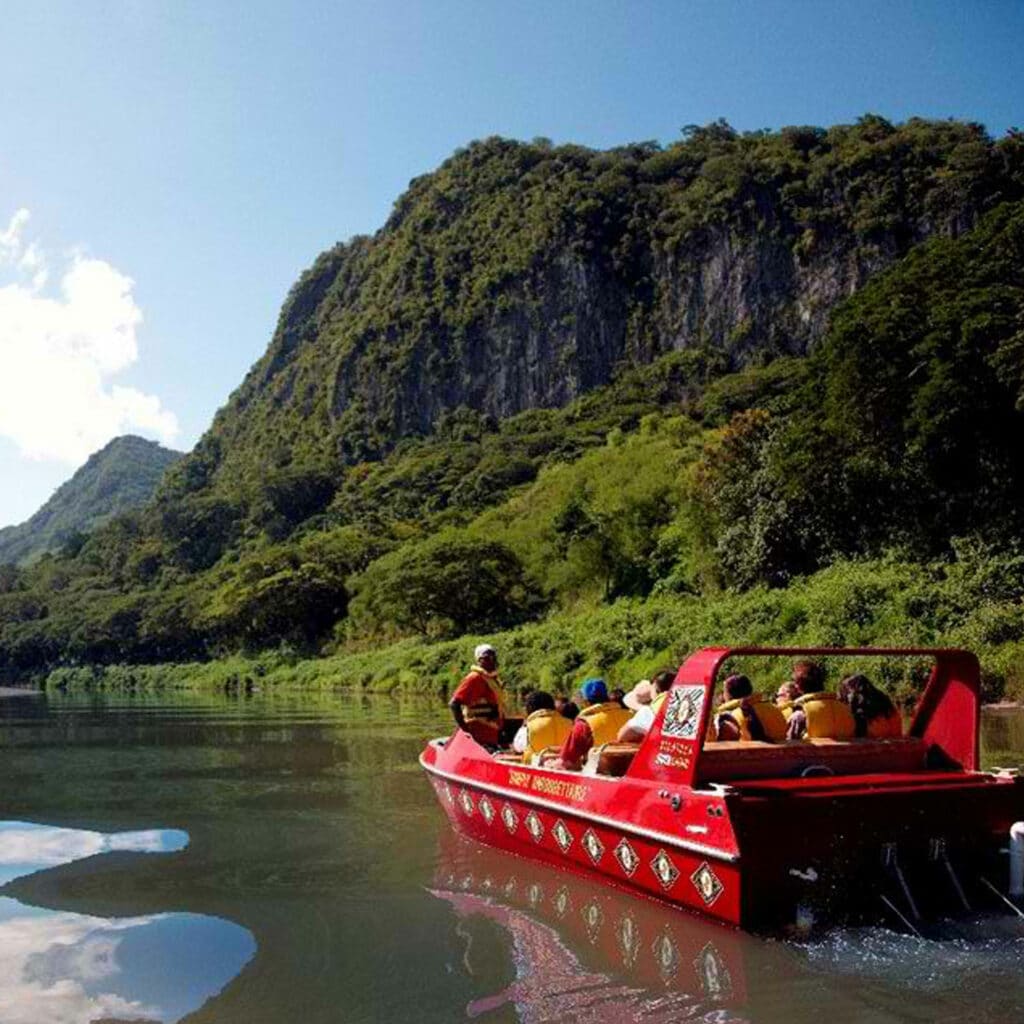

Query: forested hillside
[[0, 436, 182, 566], [1, 117, 1023, 697], [176, 115, 1021, 510]]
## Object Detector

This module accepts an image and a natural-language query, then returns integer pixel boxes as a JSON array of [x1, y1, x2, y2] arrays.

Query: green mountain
[[174, 116, 1022, 510], [1, 116, 1023, 697], [0, 436, 183, 566]]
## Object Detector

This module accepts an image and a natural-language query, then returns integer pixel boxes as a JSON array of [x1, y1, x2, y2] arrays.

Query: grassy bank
[[44, 552, 1024, 705]]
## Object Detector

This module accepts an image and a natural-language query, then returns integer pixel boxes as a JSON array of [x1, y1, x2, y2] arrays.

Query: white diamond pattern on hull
[[478, 796, 495, 824], [690, 861, 724, 906], [651, 849, 680, 890], [552, 819, 573, 852], [582, 828, 604, 864], [525, 810, 544, 842], [614, 837, 640, 877], [459, 790, 474, 816], [501, 803, 518, 834]]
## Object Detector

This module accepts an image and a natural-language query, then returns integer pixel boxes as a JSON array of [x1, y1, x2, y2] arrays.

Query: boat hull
[[421, 733, 744, 925], [422, 730, 1024, 930]]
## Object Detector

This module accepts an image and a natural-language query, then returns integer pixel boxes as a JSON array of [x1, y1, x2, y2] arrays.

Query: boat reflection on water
[[430, 833, 756, 1023], [432, 833, 1024, 1024], [0, 821, 255, 1024]]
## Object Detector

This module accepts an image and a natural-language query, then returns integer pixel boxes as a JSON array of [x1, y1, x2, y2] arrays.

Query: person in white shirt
[[617, 671, 675, 743]]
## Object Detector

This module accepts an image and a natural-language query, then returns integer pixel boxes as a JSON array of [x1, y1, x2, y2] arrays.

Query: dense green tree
[[348, 533, 543, 637], [695, 201, 1024, 584]]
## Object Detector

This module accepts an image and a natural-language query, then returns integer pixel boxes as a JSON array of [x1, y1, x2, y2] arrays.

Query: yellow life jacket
[[717, 694, 788, 742], [865, 706, 903, 739], [651, 691, 669, 714], [777, 700, 796, 723], [579, 701, 632, 746], [794, 691, 856, 740], [522, 708, 573, 763], [462, 666, 505, 724]]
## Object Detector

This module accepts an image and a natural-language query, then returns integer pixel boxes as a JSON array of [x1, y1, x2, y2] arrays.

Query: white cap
[[474, 643, 496, 661], [623, 680, 655, 711]]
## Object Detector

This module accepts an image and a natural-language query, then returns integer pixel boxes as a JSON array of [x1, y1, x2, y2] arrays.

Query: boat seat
[[697, 736, 928, 783], [583, 742, 641, 777], [492, 751, 524, 764]]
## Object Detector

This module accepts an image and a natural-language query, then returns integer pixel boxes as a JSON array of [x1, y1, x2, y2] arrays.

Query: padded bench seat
[[583, 742, 642, 777], [696, 736, 928, 783]]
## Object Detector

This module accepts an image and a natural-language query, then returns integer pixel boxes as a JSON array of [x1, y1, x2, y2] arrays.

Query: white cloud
[[0, 209, 31, 260], [0, 899, 162, 1024], [0, 209, 178, 466]]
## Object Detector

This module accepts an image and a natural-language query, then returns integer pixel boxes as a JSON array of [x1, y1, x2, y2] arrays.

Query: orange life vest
[[865, 706, 903, 739], [461, 667, 505, 744], [462, 666, 505, 723]]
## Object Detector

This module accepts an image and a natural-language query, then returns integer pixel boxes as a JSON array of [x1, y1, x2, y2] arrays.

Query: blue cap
[[582, 678, 607, 704]]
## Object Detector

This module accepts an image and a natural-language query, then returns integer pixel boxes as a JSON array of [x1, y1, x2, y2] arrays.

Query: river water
[[0, 689, 1022, 1024]]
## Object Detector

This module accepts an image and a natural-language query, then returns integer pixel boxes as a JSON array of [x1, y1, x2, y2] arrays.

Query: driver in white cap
[[449, 643, 506, 748]]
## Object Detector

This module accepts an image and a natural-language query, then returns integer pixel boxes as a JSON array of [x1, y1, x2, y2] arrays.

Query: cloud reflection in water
[[0, 822, 254, 1024], [0, 821, 189, 886]]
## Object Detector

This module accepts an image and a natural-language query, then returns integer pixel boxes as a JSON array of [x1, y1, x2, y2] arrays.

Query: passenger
[[555, 697, 580, 721], [610, 687, 628, 709], [713, 674, 788, 742], [617, 671, 675, 743], [553, 678, 632, 771], [512, 690, 573, 763], [775, 681, 800, 721], [449, 643, 506, 748], [838, 674, 902, 739], [792, 659, 822, 694], [785, 660, 856, 741]]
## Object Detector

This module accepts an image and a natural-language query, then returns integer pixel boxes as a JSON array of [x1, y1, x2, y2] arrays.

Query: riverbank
[[36, 556, 1024, 704]]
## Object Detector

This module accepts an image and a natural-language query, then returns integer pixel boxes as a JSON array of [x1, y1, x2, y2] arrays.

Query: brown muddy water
[[0, 689, 1022, 1024]]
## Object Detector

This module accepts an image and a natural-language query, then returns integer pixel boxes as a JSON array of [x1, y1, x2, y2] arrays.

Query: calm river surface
[[1, 689, 1023, 1024]]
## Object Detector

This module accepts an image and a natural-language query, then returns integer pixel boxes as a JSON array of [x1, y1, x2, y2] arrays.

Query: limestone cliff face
[[174, 120, 1022, 495], [403, 249, 632, 427], [327, 210, 973, 436]]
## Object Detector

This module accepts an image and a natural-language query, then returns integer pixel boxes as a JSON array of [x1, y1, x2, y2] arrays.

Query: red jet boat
[[420, 646, 1024, 930]]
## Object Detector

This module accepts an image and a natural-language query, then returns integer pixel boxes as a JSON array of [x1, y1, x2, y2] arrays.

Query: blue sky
[[0, 0, 1021, 527]]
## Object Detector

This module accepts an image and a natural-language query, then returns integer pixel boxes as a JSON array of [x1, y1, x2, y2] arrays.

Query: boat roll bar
[[626, 646, 981, 786]]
